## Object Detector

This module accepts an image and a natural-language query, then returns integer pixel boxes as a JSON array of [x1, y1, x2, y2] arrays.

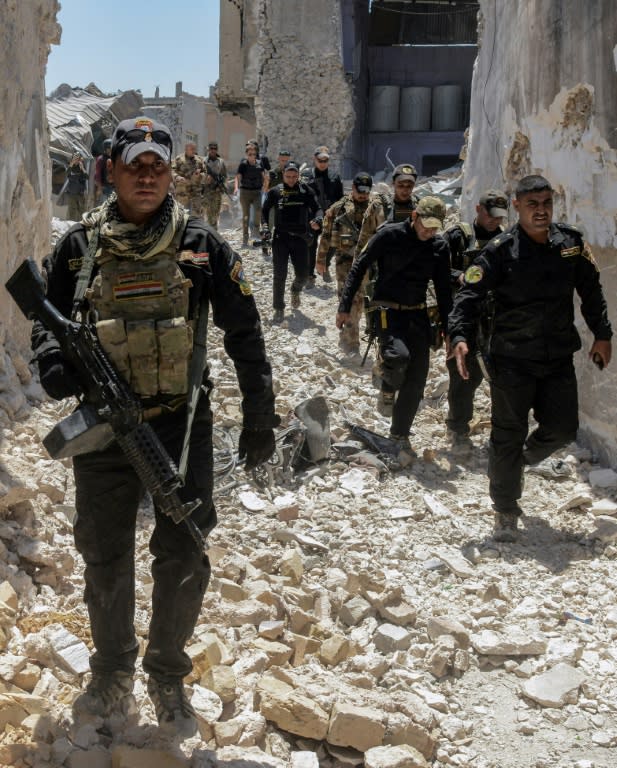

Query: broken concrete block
[[291, 751, 319, 768], [200, 664, 237, 704], [280, 548, 304, 584], [470, 628, 547, 655], [191, 684, 223, 725], [319, 634, 351, 667], [218, 578, 248, 602], [214, 711, 267, 748], [521, 663, 586, 708], [339, 595, 372, 626], [364, 744, 428, 768], [225, 599, 275, 627], [258, 620, 285, 640], [48, 626, 90, 676], [426, 616, 470, 649], [373, 624, 412, 653], [257, 675, 329, 740], [377, 602, 417, 626], [0, 581, 18, 610], [327, 702, 386, 752], [252, 638, 294, 667]]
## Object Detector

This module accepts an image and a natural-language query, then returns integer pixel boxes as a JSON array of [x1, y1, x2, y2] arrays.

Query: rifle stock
[[6, 259, 201, 528]]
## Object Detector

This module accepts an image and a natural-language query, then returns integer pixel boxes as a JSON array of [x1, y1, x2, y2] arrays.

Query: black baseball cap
[[278, 149, 291, 156], [353, 172, 373, 193], [284, 161, 300, 172], [111, 116, 172, 164]]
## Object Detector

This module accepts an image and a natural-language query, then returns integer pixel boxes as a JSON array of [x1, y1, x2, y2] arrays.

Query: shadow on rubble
[[285, 309, 327, 337], [462, 514, 593, 574], [191, 752, 283, 768]]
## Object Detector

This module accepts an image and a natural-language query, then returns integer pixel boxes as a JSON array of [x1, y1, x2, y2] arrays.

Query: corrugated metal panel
[[47, 87, 143, 164]]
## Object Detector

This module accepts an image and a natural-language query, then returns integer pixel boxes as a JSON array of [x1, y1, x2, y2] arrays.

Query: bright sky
[[45, 0, 220, 98]]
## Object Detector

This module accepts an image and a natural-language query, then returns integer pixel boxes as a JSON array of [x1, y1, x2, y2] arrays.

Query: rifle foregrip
[[115, 425, 201, 524]]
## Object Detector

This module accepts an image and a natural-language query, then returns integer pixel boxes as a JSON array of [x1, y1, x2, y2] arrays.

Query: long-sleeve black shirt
[[32, 218, 278, 428], [448, 222, 612, 361], [338, 219, 453, 333]]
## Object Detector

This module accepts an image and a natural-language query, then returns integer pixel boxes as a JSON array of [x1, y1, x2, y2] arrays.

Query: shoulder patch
[[464, 265, 484, 284], [487, 231, 514, 249], [68, 257, 84, 271], [178, 250, 210, 266], [582, 243, 599, 271], [560, 245, 581, 258], [230, 260, 253, 296]]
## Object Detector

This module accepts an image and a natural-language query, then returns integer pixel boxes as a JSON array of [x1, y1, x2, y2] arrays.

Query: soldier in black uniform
[[337, 196, 452, 454], [261, 161, 322, 323], [449, 175, 612, 542], [306, 145, 344, 284], [443, 189, 509, 443], [31, 117, 279, 735]]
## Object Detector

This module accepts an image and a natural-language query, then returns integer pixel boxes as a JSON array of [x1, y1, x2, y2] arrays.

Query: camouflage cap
[[479, 189, 509, 217], [278, 149, 291, 156], [392, 163, 418, 182], [415, 196, 446, 231], [352, 172, 373, 193], [314, 145, 330, 159], [208, 141, 219, 149]]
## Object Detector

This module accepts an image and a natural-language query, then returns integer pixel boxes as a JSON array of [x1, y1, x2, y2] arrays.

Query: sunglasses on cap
[[119, 128, 172, 148], [486, 197, 508, 209]]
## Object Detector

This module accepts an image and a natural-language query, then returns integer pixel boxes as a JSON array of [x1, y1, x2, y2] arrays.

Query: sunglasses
[[119, 128, 172, 148], [485, 199, 508, 209], [316, 157, 329, 163]]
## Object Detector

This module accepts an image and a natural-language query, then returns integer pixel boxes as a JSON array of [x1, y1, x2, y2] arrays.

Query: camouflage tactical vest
[[330, 196, 367, 256], [86, 245, 194, 398]]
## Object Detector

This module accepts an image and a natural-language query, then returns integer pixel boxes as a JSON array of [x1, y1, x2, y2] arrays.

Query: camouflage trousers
[[336, 256, 364, 352], [203, 191, 223, 228], [176, 194, 204, 217]]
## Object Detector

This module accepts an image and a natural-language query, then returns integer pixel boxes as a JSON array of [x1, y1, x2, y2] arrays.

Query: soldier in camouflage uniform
[[316, 172, 373, 353], [202, 141, 228, 229], [171, 142, 206, 217], [356, 163, 418, 254]]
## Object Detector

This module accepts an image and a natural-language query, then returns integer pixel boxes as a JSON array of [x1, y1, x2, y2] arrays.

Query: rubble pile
[[0, 223, 616, 768]]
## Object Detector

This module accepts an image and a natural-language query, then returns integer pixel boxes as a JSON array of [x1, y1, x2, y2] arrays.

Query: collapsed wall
[[463, 0, 617, 465], [220, 0, 355, 170], [0, 0, 60, 420]]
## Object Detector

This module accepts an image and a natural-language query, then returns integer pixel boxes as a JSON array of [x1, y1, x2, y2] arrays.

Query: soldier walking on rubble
[[449, 175, 612, 542], [234, 143, 267, 247], [171, 141, 206, 217], [261, 161, 322, 324], [305, 145, 344, 285], [316, 172, 373, 355], [31, 116, 278, 736], [202, 141, 227, 229], [443, 189, 509, 446], [337, 196, 452, 457]]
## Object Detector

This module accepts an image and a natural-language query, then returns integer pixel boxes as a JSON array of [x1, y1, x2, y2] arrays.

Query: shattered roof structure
[[47, 84, 143, 164]]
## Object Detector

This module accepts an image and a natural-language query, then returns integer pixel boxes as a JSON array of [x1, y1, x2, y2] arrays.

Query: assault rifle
[[205, 166, 232, 199], [5, 259, 205, 547]]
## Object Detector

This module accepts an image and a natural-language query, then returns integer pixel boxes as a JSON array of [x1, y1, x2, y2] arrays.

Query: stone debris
[[521, 662, 586, 707], [0, 225, 615, 768]]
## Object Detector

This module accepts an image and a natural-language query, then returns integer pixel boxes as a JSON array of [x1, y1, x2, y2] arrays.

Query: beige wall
[[0, 0, 60, 418], [463, 0, 617, 465]]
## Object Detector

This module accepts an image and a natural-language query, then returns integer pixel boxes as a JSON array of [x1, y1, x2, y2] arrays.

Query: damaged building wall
[[0, 0, 60, 419], [463, 0, 617, 464], [219, 0, 355, 170]]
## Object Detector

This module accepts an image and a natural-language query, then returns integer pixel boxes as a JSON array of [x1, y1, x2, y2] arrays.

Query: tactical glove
[[238, 427, 276, 470], [37, 351, 82, 401]]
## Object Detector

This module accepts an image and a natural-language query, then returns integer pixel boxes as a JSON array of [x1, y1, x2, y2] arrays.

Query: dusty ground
[[0, 219, 615, 768]]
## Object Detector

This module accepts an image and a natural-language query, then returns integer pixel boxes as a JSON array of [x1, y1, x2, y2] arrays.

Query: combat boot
[[291, 291, 301, 309], [272, 309, 284, 324], [72, 671, 136, 719], [492, 505, 522, 542], [147, 676, 197, 737]]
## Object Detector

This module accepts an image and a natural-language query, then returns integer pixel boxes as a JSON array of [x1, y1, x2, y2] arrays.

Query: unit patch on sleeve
[[464, 265, 484, 284], [582, 243, 599, 271], [230, 260, 253, 296], [560, 245, 581, 258], [178, 250, 210, 266]]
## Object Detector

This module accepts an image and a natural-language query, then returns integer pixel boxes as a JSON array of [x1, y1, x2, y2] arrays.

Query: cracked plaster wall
[[463, 0, 617, 465], [0, 0, 59, 419], [250, 0, 355, 170]]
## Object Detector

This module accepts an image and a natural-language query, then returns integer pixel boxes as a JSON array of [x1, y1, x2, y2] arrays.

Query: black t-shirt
[[237, 159, 265, 190]]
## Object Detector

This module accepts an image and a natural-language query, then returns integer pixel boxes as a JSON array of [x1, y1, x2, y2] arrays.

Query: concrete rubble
[[0, 221, 616, 768]]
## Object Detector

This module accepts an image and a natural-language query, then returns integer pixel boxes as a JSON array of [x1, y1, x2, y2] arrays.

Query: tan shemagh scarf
[[82, 192, 188, 261]]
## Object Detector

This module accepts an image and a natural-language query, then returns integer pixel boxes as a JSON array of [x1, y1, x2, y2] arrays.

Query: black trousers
[[308, 234, 318, 278], [378, 309, 431, 436], [446, 352, 484, 434], [489, 356, 579, 510], [272, 233, 309, 309], [72, 396, 215, 681]]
